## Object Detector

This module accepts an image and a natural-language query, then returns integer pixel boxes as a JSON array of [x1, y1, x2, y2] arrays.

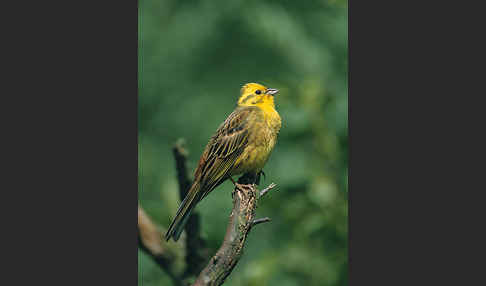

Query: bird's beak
[[266, 88, 279, 96]]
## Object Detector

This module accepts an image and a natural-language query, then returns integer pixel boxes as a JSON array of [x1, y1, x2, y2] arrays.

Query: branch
[[259, 182, 277, 197], [172, 139, 207, 278], [251, 217, 271, 227], [192, 177, 277, 286], [138, 206, 183, 286], [173, 138, 192, 199], [140, 139, 277, 286]]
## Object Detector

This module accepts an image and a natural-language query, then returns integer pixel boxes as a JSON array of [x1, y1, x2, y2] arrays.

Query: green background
[[139, 0, 348, 285]]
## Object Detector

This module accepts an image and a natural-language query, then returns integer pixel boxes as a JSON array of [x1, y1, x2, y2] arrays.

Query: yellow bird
[[166, 83, 281, 242]]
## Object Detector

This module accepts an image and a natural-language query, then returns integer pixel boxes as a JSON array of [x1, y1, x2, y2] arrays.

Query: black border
[[5, 0, 139, 284], [349, 0, 482, 284]]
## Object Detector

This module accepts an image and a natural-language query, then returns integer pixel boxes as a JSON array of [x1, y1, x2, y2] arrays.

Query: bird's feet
[[230, 176, 252, 199], [230, 176, 246, 191]]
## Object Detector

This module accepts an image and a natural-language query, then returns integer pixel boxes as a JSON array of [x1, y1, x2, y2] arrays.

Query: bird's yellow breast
[[230, 106, 281, 175]]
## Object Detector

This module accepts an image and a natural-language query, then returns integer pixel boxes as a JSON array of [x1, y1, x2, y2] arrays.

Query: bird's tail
[[165, 182, 202, 242]]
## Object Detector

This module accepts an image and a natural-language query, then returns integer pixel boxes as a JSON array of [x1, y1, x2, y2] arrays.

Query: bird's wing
[[194, 106, 259, 199]]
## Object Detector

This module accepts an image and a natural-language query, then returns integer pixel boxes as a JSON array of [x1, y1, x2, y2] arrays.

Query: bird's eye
[[255, 90, 262, 95]]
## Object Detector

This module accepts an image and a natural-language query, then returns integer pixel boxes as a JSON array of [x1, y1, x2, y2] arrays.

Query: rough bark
[[192, 178, 275, 286]]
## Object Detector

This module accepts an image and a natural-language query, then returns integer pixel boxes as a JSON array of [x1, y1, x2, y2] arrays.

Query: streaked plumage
[[165, 83, 281, 241]]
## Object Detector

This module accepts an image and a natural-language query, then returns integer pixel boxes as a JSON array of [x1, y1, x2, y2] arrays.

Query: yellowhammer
[[165, 83, 281, 242]]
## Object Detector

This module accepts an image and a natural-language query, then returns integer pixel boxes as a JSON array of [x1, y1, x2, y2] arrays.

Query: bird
[[165, 83, 281, 242]]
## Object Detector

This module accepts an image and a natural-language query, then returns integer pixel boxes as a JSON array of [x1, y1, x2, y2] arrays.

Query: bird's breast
[[230, 112, 280, 176]]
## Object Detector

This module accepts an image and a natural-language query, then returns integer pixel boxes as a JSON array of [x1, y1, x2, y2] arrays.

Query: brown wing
[[194, 106, 259, 199]]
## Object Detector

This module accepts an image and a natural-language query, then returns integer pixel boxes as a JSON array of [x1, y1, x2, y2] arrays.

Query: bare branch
[[172, 139, 207, 278], [251, 217, 271, 227], [138, 206, 168, 257], [192, 179, 275, 286], [138, 206, 182, 286], [259, 182, 277, 197], [172, 138, 192, 200]]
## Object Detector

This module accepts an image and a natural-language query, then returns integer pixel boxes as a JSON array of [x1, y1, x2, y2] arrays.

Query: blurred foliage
[[138, 0, 347, 285]]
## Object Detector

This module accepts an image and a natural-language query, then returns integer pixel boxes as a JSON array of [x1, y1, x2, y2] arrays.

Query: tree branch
[[173, 138, 192, 200], [138, 205, 183, 286], [172, 139, 207, 278], [192, 177, 277, 286], [139, 140, 277, 286], [251, 217, 271, 227], [259, 182, 277, 197]]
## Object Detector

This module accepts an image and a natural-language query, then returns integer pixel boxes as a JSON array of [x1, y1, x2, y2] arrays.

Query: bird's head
[[237, 83, 279, 109]]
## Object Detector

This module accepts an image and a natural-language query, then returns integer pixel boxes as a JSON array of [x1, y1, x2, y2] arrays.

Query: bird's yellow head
[[238, 83, 279, 109]]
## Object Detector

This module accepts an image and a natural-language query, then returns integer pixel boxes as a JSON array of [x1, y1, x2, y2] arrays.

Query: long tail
[[165, 182, 202, 242]]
